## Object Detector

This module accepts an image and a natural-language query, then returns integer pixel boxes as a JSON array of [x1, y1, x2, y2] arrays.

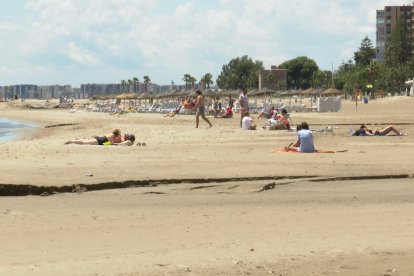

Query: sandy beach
[[1, 96, 414, 275]]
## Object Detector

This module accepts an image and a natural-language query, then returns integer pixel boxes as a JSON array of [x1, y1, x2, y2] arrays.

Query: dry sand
[[0, 96, 414, 275]]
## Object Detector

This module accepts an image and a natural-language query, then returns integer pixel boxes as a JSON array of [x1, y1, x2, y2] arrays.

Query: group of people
[[64, 90, 406, 151]]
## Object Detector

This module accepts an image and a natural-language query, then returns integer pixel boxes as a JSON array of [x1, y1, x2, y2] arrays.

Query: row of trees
[[214, 16, 413, 94], [120, 76, 151, 93], [122, 18, 412, 95], [335, 16, 413, 95], [182, 73, 214, 90]]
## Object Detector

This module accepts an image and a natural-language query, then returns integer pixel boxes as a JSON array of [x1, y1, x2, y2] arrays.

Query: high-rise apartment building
[[376, 4, 414, 64]]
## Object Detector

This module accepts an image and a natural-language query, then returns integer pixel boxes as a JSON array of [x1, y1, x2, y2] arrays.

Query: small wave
[[0, 118, 36, 142]]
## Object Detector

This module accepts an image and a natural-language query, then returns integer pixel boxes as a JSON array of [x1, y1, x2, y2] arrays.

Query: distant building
[[376, 4, 414, 64], [258, 66, 287, 91]]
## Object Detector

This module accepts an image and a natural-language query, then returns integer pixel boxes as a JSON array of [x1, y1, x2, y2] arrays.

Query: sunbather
[[164, 105, 182, 117], [352, 124, 405, 136], [64, 129, 136, 146]]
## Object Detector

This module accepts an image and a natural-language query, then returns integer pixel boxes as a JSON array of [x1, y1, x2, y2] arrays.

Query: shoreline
[[0, 117, 38, 142]]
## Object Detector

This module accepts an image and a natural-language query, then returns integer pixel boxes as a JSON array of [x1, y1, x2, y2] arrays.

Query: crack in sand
[[0, 174, 411, 196]]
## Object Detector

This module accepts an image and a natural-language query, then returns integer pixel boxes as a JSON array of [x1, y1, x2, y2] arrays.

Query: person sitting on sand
[[217, 107, 233, 118], [285, 122, 314, 153], [352, 124, 405, 136], [241, 112, 257, 130], [257, 106, 277, 120], [164, 105, 182, 117], [64, 129, 136, 146], [263, 108, 291, 130]]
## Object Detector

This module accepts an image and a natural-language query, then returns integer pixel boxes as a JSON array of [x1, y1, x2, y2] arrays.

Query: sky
[[0, 0, 408, 87]]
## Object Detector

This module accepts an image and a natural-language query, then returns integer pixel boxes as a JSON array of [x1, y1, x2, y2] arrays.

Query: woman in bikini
[[354, 124, 404, 136], [64, 129, 136, 146]]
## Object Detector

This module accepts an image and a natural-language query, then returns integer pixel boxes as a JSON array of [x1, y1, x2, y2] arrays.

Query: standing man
[[238, 89, 249, 127], [194, 90, 213, 128], [228, 95, 234, 109]]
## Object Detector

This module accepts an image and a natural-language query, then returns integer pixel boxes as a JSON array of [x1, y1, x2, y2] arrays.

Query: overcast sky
[[0, 0, 407, 87]]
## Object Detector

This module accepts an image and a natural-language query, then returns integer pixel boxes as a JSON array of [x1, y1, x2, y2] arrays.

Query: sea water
[[0, 118, 36, 142]]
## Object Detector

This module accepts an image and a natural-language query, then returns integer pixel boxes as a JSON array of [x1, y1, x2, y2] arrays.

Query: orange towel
[[273, 148, 340, 153]]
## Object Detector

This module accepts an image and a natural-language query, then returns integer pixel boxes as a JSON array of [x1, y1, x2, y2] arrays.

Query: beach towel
[[272, 148, 347, 153]]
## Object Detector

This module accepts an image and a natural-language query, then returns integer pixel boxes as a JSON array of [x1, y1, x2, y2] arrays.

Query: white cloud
[[0, 0, 397, 86], [65, 42, 100, 66]]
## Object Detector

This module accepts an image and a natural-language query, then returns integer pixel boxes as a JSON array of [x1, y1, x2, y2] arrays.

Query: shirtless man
[[193, 90, 213, 128], [238, 89, 249, 128]]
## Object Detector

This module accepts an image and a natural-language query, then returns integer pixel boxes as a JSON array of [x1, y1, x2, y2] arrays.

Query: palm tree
[[201, 73, 213, 89], [143, 75, 151, 92], [189, 76, 197, 89], [183, 74, 191, 90], [128, 79, 133, 93], [121, 80, 127, 93], [133, 77, 139, 93]]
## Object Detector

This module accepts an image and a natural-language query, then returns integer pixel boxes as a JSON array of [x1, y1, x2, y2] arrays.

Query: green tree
[[354, 36, 376, 66], [189, 76, 197, 89], [266, 73, 276, 89], [121, 80, 127, 93], [128, 79, 133, 93], [311, 70, 328, 89], [200, 73, 213, 89], [385, 16, 412, 66], [143, 75, 151, 92], [216, 55, 264, 90], [278, 56, 319, 89], [183, 74, 191, 90], [133, 77, 139, 93]]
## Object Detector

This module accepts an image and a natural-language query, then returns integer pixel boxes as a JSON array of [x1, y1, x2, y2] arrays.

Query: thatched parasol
[[137, 93, 151, 99], [202, 89, 217, 98], [320, 87, 343, 96], [251, 87, 276, 96], [301, 87, 317, 96]]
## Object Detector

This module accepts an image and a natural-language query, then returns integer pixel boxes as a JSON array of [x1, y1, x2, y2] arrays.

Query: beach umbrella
[[301, 87, 317, 96], [116, 93, 128, 99], [320, 87, 343, 96], [253, 88, 277, 107], [137, 93, 150, 99], [252, 87, 276, 96], [227, 88, 244, 97]]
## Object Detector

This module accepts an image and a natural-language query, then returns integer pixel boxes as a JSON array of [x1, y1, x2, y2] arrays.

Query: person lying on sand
[[352, 124, 405, 136], [164, 105, 182, 117], [64, 129, 135, 146]]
